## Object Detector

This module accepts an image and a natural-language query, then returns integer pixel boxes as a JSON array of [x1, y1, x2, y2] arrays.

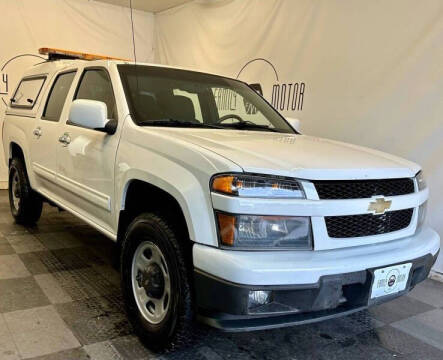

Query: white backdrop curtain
[[0, 0, 154, 185], [155, 0, 443, 272]]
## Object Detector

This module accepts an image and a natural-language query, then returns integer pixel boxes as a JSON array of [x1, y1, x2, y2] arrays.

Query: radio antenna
[[129, 0, 137, 64], [129, 0, 140, 99]]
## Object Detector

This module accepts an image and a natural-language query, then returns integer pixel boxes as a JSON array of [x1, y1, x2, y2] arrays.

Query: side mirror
[[68, 99, 116, 134], [286, 117, 301, 133]]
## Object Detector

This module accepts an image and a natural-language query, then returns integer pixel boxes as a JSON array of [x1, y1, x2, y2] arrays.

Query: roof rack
[[39, 47, 130, 61]]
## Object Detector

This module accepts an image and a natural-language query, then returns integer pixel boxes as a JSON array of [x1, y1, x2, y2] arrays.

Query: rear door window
[[11, 76, 46, 109], [42, 71, 76, 122]]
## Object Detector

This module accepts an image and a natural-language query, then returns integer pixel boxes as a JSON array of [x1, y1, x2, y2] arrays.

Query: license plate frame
[[370, 262, 412, 299]]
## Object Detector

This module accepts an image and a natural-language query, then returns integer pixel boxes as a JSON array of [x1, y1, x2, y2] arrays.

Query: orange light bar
[[39, 47, 130, 61]]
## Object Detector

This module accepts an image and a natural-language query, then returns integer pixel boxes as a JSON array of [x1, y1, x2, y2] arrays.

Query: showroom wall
[[0, 0, 155, 186], [155, 0, 443, 272]]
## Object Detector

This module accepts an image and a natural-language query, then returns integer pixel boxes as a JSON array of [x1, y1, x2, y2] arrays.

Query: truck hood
[[159, 129, 420, 180]]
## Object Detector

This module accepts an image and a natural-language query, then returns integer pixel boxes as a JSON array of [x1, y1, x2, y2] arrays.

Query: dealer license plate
[[370, 263, 412, 299]]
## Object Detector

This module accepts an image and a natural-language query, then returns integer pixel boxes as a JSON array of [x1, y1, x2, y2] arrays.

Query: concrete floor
[[0, 190, 442, 359]]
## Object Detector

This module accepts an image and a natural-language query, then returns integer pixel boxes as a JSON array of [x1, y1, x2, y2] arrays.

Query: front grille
[[325, 209, 413, 238], [314, 178, 415, 199]]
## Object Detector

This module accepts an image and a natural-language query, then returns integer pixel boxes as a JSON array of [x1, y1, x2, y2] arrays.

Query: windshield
[[118, 65, 295, 133]]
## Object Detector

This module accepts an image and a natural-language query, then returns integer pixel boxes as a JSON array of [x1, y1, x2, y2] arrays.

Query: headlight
[[211, 174, 305, 198], [416, 201, 427, 232], [415, 171, 427, 191], [216, 212, 312, 249]]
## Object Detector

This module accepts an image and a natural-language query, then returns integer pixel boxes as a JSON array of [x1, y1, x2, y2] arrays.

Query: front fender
[[115, 126, 242, 246], [117, 166, 215, 245]]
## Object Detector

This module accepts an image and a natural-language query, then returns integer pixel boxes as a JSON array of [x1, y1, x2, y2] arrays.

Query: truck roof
[[22, 47, 230, 78], [20, 47, 234, 81], [24, 58, 231, 81]]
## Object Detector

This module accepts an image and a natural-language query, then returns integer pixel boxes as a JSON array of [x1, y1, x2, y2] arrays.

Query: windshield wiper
[[220, 121, 280, 132], [138, 118, 280, 132], [138, 118, 224, 129]]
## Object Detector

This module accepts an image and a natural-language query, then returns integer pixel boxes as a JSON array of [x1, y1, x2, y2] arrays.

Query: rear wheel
[[120, 213, 193, 350], [8, 157, 42, 225]]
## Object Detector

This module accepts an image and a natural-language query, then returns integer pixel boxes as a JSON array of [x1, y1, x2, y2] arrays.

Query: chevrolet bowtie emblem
[[368, 198, 392, 215]]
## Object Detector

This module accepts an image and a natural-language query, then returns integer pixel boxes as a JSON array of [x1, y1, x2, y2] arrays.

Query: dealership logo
[[271, 82, 305, 112], [0, 73, 7, 96], [213, 88, 237, 111], [236, 58, 306, 112], [388, 275, 396, 287], [1, 54, 46, 106]]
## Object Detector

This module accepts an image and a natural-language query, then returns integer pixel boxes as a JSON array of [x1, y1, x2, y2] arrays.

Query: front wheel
[[8, 157, 43, 225], [120, 213, 193, 350]]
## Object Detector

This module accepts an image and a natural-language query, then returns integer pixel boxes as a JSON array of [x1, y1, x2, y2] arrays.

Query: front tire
[[8, 157, 43, 225], [120, 213, 193, 350]]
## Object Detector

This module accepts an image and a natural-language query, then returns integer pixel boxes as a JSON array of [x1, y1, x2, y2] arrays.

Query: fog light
[[248, 290, 271, 309]]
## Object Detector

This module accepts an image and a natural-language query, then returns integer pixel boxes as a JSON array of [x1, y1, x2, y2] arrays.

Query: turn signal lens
[[212, 176, 235, 195], [216, 212, 312, 249], [211, 174, 305, 198], [216, 213, 236, 246]]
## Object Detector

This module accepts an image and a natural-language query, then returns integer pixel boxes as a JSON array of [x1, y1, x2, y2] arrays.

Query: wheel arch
[[9, 142, 26, 164], [114, 159, 218, 249], [5, 126, 36, 188], [117, 179, 192, 246]]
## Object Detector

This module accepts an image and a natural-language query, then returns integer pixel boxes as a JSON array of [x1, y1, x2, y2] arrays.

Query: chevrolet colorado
[[2, 49, 440, 349]]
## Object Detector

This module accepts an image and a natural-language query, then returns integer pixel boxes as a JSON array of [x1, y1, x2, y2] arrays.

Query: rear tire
[[8, 157, 43, 225], [120, 213, 193, 351]]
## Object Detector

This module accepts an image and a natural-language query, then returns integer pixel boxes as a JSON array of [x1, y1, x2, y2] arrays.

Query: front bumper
[[193, 226, 440, 331], [195, 252, 439, 331]]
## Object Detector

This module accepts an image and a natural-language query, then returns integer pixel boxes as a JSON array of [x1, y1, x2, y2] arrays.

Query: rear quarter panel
[[3, 113, 37, 186], [2, 66, 58, 187]]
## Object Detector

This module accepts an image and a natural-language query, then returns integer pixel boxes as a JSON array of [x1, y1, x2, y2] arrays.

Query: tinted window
[[11, 76, 46, 109], [75, 69, 116, 120], [43, 72, 76, 121], [118, 65, 294, 133], [172, 89, 203, 122]]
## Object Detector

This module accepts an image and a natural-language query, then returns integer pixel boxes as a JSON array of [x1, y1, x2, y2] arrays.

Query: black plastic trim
[[194, 252, 438, 332]]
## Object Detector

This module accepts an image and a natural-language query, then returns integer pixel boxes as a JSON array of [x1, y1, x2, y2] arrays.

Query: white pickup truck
[[2, 49, 440, 350]]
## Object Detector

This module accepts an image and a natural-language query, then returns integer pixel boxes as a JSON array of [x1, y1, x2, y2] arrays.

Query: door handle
[[33, 127, 42, 138], [58, 133, 71, 146]]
